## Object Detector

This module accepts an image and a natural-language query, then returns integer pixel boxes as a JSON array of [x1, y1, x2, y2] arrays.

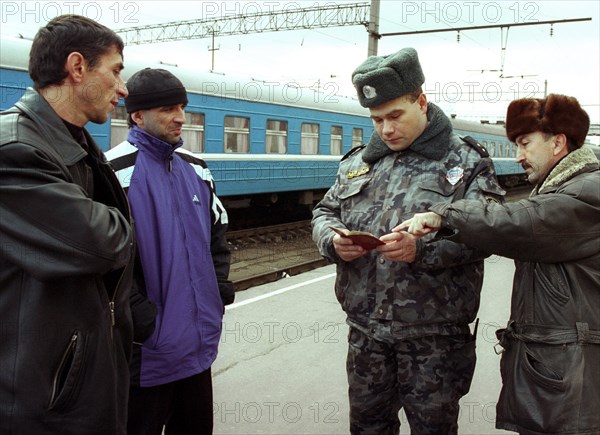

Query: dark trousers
[[346, 328, 477, 435], [128, 368, 214, 435]]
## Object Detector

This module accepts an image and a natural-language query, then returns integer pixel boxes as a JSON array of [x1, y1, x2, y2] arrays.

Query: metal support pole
[[367, 0, 380, 57], [211, 31, 216, 70]]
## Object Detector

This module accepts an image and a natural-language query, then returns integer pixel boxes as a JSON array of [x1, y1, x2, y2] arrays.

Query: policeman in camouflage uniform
[[398, 94, 600, 435], [311, 48, 505, 434]]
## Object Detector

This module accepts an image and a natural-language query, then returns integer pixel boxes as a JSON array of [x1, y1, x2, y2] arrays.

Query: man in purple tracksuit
[[105, 68, 234, 435]]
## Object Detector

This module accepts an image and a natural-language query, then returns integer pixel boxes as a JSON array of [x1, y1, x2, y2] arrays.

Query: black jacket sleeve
[[211, 219, 235, 305], [0, 138, 132, 281], [129, 253, 157, 344]]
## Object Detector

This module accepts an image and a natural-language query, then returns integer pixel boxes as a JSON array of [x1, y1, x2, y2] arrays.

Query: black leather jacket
[[432, 147, 600, 434], [0, 89, 135, 435]]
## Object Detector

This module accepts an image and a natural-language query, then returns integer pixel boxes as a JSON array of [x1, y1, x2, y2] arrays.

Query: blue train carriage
[[0, 36, 374, 210], [0, 37, 112, 147], [1, 35, 535, 209], [127, 70, 526, 199], [451, 118, 526, 187], [112, 62, 376, 210]]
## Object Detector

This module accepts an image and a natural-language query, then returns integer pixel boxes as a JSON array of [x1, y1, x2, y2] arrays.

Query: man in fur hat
[[312, 48, 505, 434], [398, 94, 600, 434]]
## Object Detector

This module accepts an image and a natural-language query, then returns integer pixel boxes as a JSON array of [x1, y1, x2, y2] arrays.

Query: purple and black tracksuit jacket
[[106, 126, 234, 387]]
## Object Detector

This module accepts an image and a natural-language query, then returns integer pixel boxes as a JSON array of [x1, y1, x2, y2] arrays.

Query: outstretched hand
[[393, 212, 443, 237]]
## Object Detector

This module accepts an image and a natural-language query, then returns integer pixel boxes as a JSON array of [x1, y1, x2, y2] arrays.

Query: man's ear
[[418, 92, 427, 112], [64, 52, 86, 83], [552, 133, 568, 157], [131, 110, 144, 126]]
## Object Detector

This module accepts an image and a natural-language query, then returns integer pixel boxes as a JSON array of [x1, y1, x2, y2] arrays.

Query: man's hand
[[333, 234, 368, 261], [376, 231, 417, 263], [394, 212, 443, 237]]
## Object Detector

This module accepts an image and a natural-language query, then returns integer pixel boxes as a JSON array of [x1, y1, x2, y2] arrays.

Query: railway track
[[227, 221, 326, 291], [227, 186, 533, 291]]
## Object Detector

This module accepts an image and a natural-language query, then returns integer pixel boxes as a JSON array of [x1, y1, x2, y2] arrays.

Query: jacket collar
[[362, 102, 452, 164], [127, 125, 182, 161], [535, 147, 599, 194], [15, 88, 88, 165]]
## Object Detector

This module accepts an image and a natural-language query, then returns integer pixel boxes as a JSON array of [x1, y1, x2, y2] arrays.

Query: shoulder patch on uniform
[[461, 135, 489, 158], [341, 144, 365, 161]]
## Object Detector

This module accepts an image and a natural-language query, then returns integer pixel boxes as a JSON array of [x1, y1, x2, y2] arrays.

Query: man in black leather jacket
[[0, 15, 135, 435], [399, 94, 600, 434]]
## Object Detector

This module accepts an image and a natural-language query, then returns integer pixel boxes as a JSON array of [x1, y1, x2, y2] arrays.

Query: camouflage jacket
[[312, 103, 505, 342]]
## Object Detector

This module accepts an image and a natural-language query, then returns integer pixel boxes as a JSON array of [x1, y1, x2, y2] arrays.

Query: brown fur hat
[[506, 94, 590, 148]]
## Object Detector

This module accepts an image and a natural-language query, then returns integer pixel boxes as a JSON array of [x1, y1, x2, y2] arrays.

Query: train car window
[[266, 119, 288, 154], [352, 128, 364, 148], [109, 107, 205, 152], [110, 106, 129, 149], [301, 123, 320, 155], [224, 116, 250, 153], [331, 126, 343, 155], [181, 112, 205, 153]]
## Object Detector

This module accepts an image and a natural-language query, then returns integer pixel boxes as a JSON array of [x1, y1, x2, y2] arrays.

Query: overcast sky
[[1, 1, 599, 124]]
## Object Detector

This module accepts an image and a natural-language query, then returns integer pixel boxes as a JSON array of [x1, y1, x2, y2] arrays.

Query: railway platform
[[213, 256, 518, 434]]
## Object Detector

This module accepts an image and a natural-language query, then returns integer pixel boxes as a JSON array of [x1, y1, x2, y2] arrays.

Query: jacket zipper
[[109, 244, 129, 341], [109, 301, 115, 326], [106, 163, 135, 342], [167, 153, 196, 323], [50, 332, 78, 406]]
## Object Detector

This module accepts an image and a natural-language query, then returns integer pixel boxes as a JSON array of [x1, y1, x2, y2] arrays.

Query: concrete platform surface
[[213, 255, 518, 434]]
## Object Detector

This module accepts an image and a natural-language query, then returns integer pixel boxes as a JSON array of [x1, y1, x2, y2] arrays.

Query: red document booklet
[[330, 227, 384, 250]]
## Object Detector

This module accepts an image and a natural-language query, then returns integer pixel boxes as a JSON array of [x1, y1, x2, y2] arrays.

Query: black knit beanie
[[124, 68, 188, 113]]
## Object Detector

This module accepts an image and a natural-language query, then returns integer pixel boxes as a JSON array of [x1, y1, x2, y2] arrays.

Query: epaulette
[[341, 144, 366, 161], [461, 135, 489, 158]]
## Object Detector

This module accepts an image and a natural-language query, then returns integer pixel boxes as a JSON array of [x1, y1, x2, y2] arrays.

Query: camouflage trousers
[[346, 327, 477, 435]]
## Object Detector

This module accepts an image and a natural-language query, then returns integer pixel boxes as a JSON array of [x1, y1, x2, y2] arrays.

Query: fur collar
[[362, 102, 452, 163], [536, 147, 599, 194]]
